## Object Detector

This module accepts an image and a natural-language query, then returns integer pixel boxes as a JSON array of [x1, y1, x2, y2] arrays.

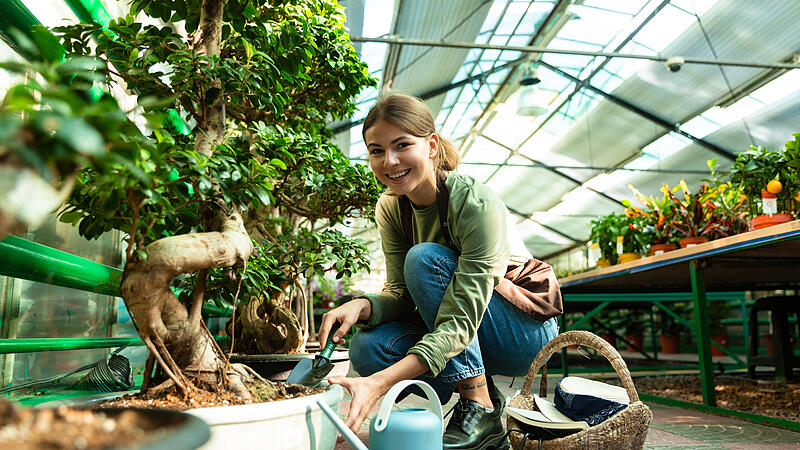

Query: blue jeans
[[350, 243, 558, 404]]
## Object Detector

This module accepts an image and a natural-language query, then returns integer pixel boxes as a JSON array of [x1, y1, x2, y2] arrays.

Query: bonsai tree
[[50, 0, 378, 400], [729, 145, 798, 219]]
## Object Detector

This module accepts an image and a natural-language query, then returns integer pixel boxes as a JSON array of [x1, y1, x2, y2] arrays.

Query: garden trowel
[[286, 335, 336, 387]]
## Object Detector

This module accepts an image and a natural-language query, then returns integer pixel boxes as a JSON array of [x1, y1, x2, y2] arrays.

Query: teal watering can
[[317, 379, 443, 450]]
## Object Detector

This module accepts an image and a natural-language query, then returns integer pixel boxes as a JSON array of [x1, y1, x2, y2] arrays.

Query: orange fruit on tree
[[795, 191, 800, 202], [767, 179, 783, 194]]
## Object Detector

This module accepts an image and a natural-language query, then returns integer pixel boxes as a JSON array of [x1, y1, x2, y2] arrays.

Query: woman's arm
[[328, 354, 428, 433]]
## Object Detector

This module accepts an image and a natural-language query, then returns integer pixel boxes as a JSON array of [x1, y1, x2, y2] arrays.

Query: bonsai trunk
[[228, 293, 303, 354], [121, 207, 253, 398]]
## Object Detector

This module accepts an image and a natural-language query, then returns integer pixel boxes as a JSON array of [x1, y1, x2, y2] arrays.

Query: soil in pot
[[678, 236, 708, 248], [750, 213, 793, 230], [0, 398, 208, 450], [649, 243, 677, 256], [100, 380, 324, 410]]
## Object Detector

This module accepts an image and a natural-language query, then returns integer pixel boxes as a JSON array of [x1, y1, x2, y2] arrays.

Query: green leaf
[[269, 158, 287, 170], [253, 186, 271, 205]]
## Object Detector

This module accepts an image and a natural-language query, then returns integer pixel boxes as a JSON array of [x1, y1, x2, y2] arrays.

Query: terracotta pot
[[710, 334, 728, 357], [599, 334, 617, 348], [596, 258, 611, 268], [649, 243, 677, 256], [678, 236, 708, 248], [618, 252, 640, 264], [659, 334, 680, 354], [763, 333, 775, 357], [625, 333, 644, 352], [750, 213, 793, 230]]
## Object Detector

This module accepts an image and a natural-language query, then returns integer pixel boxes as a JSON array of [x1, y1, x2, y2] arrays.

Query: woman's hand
[[318, 297, 371, 346], [328, 374, 389, 433]]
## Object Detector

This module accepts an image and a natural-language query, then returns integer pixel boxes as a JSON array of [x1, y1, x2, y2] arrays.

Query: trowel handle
[[319, 335, 337, 360], [373, 380, 443, 433]]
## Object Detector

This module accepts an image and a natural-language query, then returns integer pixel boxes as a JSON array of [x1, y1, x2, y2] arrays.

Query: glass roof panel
[[21, 0, 78, 26], [559, 5, 633, 47], [494, 2, 529, 36], [630, 3, 695, 53]]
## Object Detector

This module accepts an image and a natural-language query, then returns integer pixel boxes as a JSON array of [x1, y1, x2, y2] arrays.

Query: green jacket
[[364, 171, 529, 377]]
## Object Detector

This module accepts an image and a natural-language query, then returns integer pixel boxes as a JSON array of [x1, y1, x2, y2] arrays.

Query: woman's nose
[[384, 149, 399, 167]]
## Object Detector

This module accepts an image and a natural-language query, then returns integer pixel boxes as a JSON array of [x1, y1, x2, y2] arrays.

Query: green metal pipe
[[63, 0, 113, 27], [0, 337, 142, 353], [0, 235, 122, 296]]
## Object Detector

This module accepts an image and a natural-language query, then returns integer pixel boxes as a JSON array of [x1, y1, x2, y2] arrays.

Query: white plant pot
[[186, 383, 344, 450]]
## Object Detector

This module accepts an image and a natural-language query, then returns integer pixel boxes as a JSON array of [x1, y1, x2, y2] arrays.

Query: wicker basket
[[507, 330, 652, 450]]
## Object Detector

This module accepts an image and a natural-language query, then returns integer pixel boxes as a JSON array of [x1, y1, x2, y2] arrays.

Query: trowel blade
[[286, 356, 333, 387]]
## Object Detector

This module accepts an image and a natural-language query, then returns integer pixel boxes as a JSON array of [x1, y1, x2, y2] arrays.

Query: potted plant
[[593, 308, 627, 348], [618, 202, 655, 262], [621, 310, 648, 352], [32, 0, 378, 447], [628, 183, 680, 255], [700, 159, 749, 238], [707, 300, 731, 357], [729, 145, 798, 230], [666, 181, 720, 248], [589, 213, 622, 267], [656, 302, 690, 354]]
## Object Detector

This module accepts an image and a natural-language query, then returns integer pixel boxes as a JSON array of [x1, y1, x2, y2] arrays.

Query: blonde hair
[[362, 92, 460, 172]]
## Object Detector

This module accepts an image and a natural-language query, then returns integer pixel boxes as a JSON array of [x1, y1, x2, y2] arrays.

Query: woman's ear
[[427, 133, 440, 159]]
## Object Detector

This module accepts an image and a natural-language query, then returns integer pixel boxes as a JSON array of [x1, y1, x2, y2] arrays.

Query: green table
[[558, 220, 800, 406]]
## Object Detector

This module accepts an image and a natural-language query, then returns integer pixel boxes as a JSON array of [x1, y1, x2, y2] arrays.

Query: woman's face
[[365, 119, 439, 204]]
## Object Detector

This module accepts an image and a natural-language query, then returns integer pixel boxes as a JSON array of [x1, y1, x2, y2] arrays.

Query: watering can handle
[[373, 379, 443, 433]]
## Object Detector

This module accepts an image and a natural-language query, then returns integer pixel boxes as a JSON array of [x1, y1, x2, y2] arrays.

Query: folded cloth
[[553, 377, 628, 426]]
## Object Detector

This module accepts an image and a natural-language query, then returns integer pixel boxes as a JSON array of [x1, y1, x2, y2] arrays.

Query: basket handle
[[520, 330, 640, 403]]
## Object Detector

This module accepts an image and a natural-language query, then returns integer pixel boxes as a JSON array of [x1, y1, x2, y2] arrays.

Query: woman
[[318, 93, 558, 449]]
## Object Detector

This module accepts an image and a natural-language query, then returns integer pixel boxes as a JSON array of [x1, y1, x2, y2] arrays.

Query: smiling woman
[[317, 92, 560, 449]]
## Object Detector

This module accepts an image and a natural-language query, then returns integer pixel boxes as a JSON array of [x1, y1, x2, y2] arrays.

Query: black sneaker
[[443, 378, 508, 450]]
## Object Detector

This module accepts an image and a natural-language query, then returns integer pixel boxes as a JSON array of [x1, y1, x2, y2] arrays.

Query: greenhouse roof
[[335, 0, 800, 260], [3, 0, 800, 263]]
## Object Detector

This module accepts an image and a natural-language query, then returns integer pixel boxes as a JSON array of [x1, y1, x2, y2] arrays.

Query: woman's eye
[[396, 142, 409, 149], [369, 148, 384, 155]]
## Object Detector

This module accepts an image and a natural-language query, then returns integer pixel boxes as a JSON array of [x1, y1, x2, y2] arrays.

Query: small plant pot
[[710, 334, 728, 357], [596, 258, 612, 268], [599, 334, 617, 348], [625, 333, 644, 352], [750, 213, 793, 230], [659, 334, 680, 354], [678, 236, 708, 248], [618, 252, 640, 264], [763, 333, 775, 357], [649, 243, 677, 256]]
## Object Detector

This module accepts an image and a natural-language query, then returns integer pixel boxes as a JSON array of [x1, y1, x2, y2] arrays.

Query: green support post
[[0, 337, 141, 353], [690, 260, 716, 407], [0, 236, 121, 296]]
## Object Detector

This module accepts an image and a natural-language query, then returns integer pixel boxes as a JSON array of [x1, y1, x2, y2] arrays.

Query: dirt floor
[[604, 374, 800, 422]]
